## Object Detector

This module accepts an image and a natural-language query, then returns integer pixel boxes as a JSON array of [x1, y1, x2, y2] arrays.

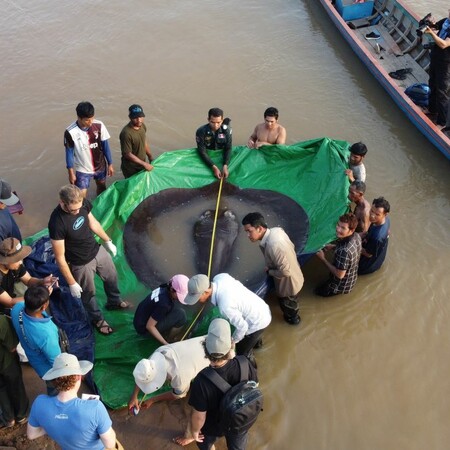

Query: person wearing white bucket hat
[[128, 335, 209, 414], [27, 353, 117, 450]]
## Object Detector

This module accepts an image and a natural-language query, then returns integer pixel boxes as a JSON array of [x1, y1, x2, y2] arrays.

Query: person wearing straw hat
[[0, 237, 57, 315], [133, 274, 189, 346], [128, 335, 209, 414], [175, 318, 258, 449], [0, 179, 22, 242], [27, 353, 118, 450]]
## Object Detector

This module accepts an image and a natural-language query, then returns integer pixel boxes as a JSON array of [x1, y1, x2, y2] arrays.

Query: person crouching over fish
[[133, 274, 189, 345]]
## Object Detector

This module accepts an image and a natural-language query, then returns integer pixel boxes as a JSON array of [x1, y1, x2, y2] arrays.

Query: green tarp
[[30, 138, 350, 409]]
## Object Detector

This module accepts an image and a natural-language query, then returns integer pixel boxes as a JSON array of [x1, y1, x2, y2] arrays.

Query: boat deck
[[355, 24, 429, 88], [318, 0, 450, 159]]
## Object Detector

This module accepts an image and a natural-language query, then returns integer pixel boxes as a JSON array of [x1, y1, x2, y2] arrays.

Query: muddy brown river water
[[1, 1, 449, 449]]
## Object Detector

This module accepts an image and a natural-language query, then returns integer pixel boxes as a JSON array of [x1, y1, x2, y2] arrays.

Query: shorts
[[75, 170, 106, 189]]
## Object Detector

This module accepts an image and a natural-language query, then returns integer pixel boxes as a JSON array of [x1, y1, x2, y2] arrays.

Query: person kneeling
[[133, 274, 189, 345]]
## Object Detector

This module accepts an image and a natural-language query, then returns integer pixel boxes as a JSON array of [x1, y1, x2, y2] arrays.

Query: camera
[[416, 13, 433, 36]]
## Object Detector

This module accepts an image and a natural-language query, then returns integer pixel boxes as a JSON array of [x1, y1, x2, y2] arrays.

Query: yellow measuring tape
[[134, 178, 225, 412], [180, 177, 225, 341]]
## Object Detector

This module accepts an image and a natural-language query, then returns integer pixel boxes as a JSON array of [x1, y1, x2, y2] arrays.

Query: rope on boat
[[180, 176, 225, 341]]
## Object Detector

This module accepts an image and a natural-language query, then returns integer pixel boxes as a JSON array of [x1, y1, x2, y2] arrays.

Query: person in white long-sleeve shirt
[[184, 273, 271, 359]]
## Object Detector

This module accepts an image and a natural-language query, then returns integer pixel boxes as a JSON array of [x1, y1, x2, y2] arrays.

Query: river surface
[[1, 1, 449, 449]]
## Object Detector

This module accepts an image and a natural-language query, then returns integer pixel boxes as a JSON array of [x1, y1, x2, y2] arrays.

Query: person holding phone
[[0, 238, 57, 316]]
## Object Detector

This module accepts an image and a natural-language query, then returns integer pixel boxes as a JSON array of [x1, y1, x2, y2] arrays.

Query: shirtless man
[[348, 180, 370, 234], [247, 107, 286, 148]]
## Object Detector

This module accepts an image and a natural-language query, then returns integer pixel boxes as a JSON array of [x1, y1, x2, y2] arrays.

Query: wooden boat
[[316, 0, 450, 160]]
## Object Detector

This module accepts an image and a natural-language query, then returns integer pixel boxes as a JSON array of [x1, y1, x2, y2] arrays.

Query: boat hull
[[317, 0, 450, 160]]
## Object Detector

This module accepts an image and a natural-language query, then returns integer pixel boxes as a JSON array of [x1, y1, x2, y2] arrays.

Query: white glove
[[103, 240, 117, 257], [69, 282, 83, 298]]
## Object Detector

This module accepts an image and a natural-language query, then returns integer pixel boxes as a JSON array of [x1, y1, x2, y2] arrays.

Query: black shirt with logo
[[48, 199, 99, 266]]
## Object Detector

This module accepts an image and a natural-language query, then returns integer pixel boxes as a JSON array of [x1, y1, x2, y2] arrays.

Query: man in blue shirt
[[11, 286, 60, 395], [358, 197, 391, 275], [27, 353, 117, 450]]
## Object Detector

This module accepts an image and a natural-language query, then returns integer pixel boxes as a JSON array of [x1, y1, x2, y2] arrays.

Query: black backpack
[[203, 355, 263, 435]]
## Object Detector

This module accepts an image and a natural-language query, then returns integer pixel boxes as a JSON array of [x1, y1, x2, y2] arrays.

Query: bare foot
[[173, 436, 195, 446]]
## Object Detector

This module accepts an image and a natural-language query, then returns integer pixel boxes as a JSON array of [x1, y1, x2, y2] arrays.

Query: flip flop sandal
[[95, 320, 114, 335], [396, 68, 412, 76], [105, 301, 132, 311], [389, 71, 406, 80]]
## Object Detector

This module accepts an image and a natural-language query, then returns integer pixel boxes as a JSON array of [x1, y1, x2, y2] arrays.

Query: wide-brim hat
[[42, 353, 93, 380], [133, 352, 167, 395], [0, 238, 32, 264], [184, 274, 210, 305]]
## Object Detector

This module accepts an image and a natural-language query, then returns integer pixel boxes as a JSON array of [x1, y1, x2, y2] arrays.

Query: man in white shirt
[[184, 273, 271, 359]]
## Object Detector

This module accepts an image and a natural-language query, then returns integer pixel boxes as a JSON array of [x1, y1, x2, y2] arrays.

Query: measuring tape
[[180, 177, 225, 341], [133, 177, 225, 414]]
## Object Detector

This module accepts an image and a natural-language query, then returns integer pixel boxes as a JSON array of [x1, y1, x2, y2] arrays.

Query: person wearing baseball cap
[[184, 273, 271, 359], [0, 237, 57, 315], [175, 318, 259, 448], [120, 103, 154, 178], [133, 274, 189, 345], [0, 179, 22, 242], [27, 353, 118, 450], [0, 179, 20, 207], [128, 335, 209, 414]]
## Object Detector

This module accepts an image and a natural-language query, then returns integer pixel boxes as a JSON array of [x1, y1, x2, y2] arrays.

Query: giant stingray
[[123, 181, 309, 291], [90, 141, 350, 409]]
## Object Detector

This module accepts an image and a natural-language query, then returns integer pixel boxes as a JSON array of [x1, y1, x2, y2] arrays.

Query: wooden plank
[[347, 18, 371, 29], [353, 25, 429, 88]]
